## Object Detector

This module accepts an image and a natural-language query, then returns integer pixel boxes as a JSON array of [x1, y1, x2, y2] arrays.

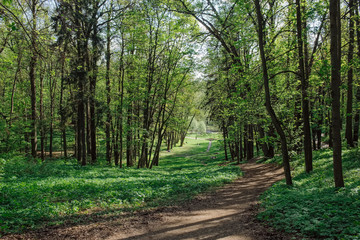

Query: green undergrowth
[[0, 138, 241, 236], [258, 148, 360, 239]]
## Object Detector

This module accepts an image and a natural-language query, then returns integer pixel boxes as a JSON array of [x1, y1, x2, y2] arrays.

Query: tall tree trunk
[[49, 63, 56, 158], [105, 10, 112, 164], [346, 0, 355, 147], [246, 124, 254, 160], [59, 43, 68, 157], [126, 100, 134, 167], [29, 0, 38, 159], [296, 0, 313, 172], [10, 49, 22, 127], [77, 80, 86, 165], [75, 3, 87, 166], [39, 63, 45, 161], [254, 0, 292, 185], [353, 0, 360, 145], [222, 121, 229, 161], [181, 114, 195, 147], [90, 13, 98, 164], [119, 32, 125, 168], [86, 101, 91, 157], [239, 130, 243, 162], [258, 124, 273, 158], [330, 0, 344, 187]]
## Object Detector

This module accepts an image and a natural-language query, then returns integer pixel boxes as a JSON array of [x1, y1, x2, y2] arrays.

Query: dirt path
[[3, 160, 295, 240], [104, 160, 291, 240]]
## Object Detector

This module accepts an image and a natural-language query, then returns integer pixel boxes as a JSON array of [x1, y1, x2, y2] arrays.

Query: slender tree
[[330, 0, 344, 187], [346, 0, 355, 147], [254, 0, 292, 185]]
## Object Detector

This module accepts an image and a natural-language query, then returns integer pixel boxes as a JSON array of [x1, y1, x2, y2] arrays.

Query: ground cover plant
[[0, 138, 241, 236], [258, 149, 360, 239]]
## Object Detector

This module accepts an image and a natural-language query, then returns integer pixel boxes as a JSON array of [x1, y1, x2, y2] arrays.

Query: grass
[[0, 137, 241, 236], [258, 148, 360, 240]]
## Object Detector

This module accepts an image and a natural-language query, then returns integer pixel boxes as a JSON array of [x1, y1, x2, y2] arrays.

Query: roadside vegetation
[[258, 149, 360, 240]]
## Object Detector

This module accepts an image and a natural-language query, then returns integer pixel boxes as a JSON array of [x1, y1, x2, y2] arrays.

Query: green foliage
[[189, 119, 207, 135], [0, 138, 241, 236], [258, 149, 360, 239]]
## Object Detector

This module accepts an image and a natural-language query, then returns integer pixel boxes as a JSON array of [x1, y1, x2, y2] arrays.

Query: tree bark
[[90, 5, 99, 164], [296, 0, 313, 172], [29, 0, 38, 159], [39, 63, 45, 161], [353, 0, 360, 145], [246, 124, 254, 160], [49, 63, 56, 158], [330, 0, 344, 187], [105, 9, 112, 164], [59, 42, 68, 157], [346, 0, 355, 147], [222, 121, 229, 162]]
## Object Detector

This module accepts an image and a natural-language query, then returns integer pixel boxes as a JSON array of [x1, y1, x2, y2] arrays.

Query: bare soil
[[3, 160, 299, 240]]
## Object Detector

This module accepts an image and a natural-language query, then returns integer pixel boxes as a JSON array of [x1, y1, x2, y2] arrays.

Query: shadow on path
[[104, 160, 295, 240], [3, 160, 298, 240]]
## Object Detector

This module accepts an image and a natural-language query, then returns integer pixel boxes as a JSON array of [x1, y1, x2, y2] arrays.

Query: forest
[[0, 0, 360, 239]]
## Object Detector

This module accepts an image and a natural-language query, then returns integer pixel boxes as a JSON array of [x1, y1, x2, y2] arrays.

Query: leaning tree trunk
[[254, 0, 292, 185]]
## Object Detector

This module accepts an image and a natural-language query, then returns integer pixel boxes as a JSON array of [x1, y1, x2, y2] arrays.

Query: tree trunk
[[126, 100, 134, 167], [29, 0, 38, 159], [222, 121, 229, 161], [346, 0, 355, 147], [10, 49, 22, 127], [246, 124, 254, 160], [254, 0, 292, 185], [49, 63, 56, 158], [90, 17, 98, 164], [119, 32, 125, 168], [86, 101, 91, 157], [353, 0, 360, 145], [330, 0, 344, 187], [296, 0, 313, 172], [258, 124, 272, 158], [59, 42, 68, 158], [39, 63, 45, 161], [105, 11, 112, 164]]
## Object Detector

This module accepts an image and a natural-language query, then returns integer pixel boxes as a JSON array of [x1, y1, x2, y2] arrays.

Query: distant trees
[[0, 0, 199, 168]]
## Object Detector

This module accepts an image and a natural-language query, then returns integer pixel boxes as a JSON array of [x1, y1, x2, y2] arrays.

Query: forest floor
[[2, 156, 300, 240]]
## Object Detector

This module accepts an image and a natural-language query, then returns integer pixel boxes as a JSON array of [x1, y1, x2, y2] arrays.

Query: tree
[[254, 0, 292, 185], [330, 0, 344, 188], [346, 0, 355, 147], [295, 0, 312, 172]]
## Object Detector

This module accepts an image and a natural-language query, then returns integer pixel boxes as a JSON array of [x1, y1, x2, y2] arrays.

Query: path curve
[[106, 160, 293, 240], [3, 161, 295, 240]]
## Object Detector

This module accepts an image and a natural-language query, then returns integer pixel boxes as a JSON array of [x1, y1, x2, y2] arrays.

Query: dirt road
[[3, 160, 296, 240], [105, 160, 293, 240]]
